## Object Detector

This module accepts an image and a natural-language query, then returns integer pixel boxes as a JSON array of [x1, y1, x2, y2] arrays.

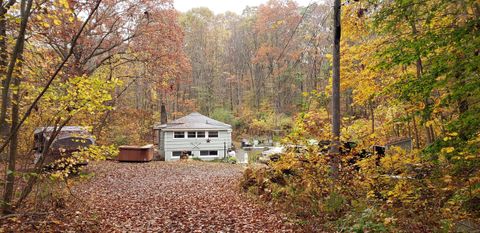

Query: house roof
[[34, 126, 89, 135], [34, 126, 94, 141], [154, 112, 231, 131]]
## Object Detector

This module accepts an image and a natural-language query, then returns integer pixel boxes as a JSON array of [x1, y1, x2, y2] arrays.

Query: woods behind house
[[0, 0, 478, 232]]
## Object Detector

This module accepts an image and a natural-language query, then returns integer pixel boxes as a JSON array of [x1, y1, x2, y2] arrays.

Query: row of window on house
[[173, 131, 218, 139], [172, 150, 218, 157]]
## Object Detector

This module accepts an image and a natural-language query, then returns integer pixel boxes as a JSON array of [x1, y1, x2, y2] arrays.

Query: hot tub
[[118, 144, 154, 162]]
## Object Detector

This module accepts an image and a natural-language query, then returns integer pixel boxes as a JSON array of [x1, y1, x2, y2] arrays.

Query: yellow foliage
[[441, 147, 455, 154]]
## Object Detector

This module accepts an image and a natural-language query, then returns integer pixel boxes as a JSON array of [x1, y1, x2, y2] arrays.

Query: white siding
[[161, 130, 232, 161]]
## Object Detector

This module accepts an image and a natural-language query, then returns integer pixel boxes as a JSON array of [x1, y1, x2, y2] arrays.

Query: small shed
[[153, 112, 232, 161], [33, 126, 95, 164]]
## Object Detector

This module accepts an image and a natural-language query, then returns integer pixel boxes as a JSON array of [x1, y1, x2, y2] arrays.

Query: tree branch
[[0, 0, 103, 154]]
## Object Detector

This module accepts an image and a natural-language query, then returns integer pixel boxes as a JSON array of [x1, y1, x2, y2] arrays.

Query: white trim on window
[[208, 131, 218, 138], [196, 131, 205, 138], [187, 131, 196, 138], [174, 131, 185, 138], [172, 151, 192, 157], [200, 150, 218, 156]]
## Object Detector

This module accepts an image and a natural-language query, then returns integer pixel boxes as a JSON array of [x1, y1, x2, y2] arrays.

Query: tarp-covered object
[[34, 126, 95, 165]]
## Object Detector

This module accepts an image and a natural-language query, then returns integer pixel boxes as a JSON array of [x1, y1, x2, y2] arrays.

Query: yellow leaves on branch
[[43, 74, 120, 118], [49, 145, 119, 179], [58, 0, 70, 9], [443, 132, 459, 142], [53, 19, 61, 26], [325, 53, 332, 61], [34, 0, 74, 28], [270, 19, 285, 29], [447, 132, 459, 137], [441, 147, 455, 154], [425, 120, 435, 127]]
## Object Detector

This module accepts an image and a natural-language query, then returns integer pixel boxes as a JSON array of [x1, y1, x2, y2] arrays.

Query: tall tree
[[330, 0, 341, 158], [2, 0, 33, 214], [0, 0, 16, 138]]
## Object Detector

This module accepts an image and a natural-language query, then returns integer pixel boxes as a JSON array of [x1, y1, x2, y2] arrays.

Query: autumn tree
[[0, 0, 187, 214], [330, 0, 341, 159]]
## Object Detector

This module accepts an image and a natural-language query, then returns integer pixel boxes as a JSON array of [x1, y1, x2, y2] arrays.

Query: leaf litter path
[[71, 161, 297, 232]]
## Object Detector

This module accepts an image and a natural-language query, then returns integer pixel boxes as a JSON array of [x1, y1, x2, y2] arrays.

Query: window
[[208, 131, 218, 138], [188, 131, 196, 138], [172, 151, 192, 157], [200, 150, 218, 156], [174, 132, 185, 138], [197, 131, 205, 138]]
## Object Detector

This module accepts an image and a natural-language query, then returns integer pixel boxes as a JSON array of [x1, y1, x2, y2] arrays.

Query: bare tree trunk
[[407, 113, 412, 139], [429, 125, 435, 142], [412, 115, 420, 148], [161, 103, 167, 124], [330, 0, 341, 177], [237, 74, 242, 108], [2, 0, 31, 215], [3, 61, 20, 214], [330, 0, 341, 152], [0, 0, 16, 138], [369, 98, 375, 134], [425, 126, 432, 144], [229, 81, 233, 111], [0, 15, 8, 137]]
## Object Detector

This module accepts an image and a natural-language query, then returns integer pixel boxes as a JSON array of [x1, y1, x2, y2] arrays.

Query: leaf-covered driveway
[[70, 161, 296, 232]]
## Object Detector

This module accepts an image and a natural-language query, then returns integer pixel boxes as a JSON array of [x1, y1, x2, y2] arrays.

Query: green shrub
[[210, 108, 234, 125], [227, 156, 237, 164], [334, 208, 390, 233]]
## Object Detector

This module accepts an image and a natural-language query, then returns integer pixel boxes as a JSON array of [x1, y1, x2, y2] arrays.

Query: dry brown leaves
[[2, 161, 297, 232]]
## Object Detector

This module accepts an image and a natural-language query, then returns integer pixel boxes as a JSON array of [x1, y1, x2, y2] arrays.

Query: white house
[[153, 112, 232, 161]]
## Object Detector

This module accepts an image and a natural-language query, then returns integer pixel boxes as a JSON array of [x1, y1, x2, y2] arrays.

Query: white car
[[261, 146, 284, 157]]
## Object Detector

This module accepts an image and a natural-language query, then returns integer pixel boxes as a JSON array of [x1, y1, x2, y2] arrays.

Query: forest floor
[[2, 161, 298, 232]]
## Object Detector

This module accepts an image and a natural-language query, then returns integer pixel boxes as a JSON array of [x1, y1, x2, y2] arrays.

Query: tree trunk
[[0, 0, 16, 138], [2, 0, 32, 214], [412, 114, 420, 148], [407, 113, 412, 139], [0, 14, 8, 137], [330, 0, 341, 176], [369, 98, 375, 134], [429, 125, 435, 142], [425, 126, 433, 145], [161, 103, 167, 124], [3, 61, 20, 214]]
